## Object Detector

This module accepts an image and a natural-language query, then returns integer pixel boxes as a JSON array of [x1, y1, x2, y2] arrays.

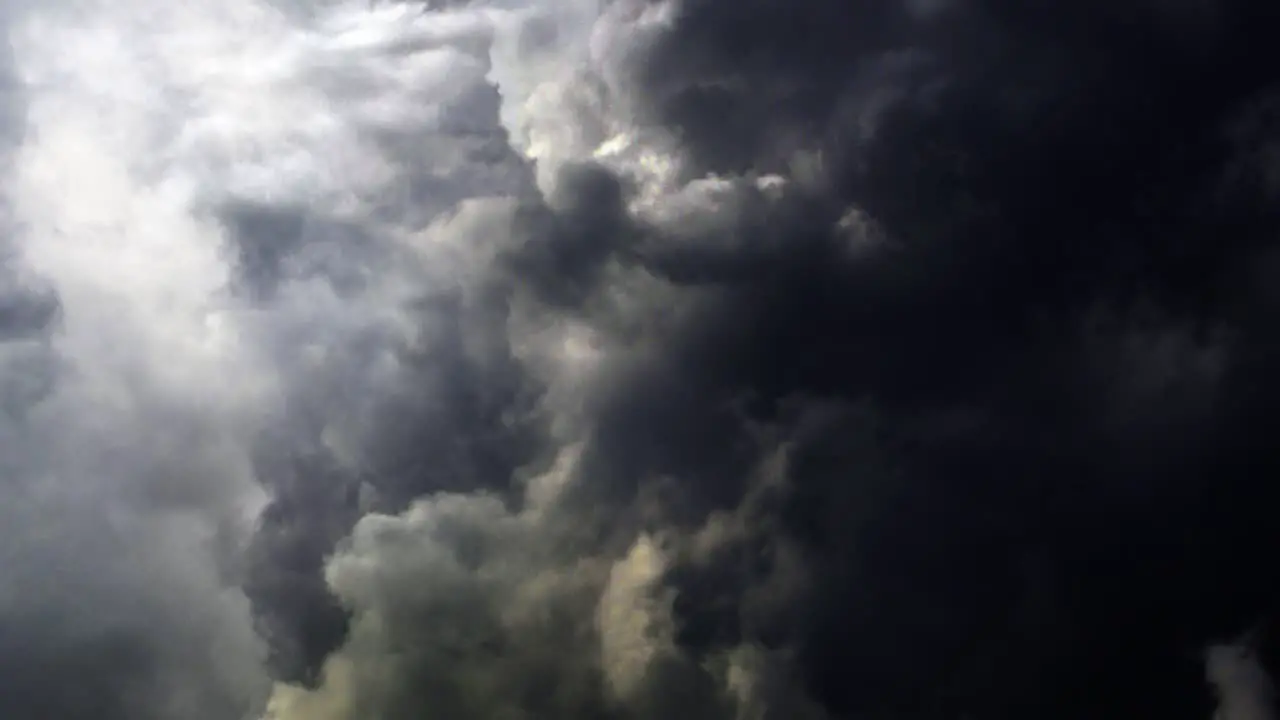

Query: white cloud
[[0, 0, 560, 715]]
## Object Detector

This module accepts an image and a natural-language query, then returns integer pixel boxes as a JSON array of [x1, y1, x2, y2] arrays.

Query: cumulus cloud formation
[[3, 0, 1280, 718]]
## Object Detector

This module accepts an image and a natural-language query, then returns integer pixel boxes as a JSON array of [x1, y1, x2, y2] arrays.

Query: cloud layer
[[1, 1, 1280, 719]]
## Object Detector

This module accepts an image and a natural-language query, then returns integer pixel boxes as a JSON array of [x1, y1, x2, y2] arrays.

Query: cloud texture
[[1, 0, 1280, 719]]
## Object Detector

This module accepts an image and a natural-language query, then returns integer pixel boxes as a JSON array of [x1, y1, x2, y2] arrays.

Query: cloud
[[4, 0, 1280, 719], [1207, 639, 1276, 720], [262, 442, 818, 720]]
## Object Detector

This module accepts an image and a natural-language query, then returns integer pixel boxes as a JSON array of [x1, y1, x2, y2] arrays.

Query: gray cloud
[[1208, 639, 1276, 720], [4, 1, 1280, 720]]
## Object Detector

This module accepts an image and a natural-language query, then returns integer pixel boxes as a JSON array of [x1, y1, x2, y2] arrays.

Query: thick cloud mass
[[3, 0, 1280, 719]]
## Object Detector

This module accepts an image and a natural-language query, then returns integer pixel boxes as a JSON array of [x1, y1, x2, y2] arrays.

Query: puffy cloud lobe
[[1208, 638, 1277, 720], [262, 445, 815, 720]]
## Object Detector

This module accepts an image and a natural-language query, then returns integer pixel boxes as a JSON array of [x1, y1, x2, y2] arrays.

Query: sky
[[0, 0, 1279, 718]]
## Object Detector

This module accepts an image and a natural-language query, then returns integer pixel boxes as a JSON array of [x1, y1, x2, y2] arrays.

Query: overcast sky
[[0, 1, 1279, 718]]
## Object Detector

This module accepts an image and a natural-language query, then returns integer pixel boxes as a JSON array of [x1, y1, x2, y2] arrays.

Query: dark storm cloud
[[581, 1, 1280, 718], [261, 0, 1280, 717], [262, 2, 1280, 715], [14, 0, 1273, 717]]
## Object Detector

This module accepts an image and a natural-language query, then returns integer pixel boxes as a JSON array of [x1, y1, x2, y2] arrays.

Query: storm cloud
[[1, 0, 1280, 719]]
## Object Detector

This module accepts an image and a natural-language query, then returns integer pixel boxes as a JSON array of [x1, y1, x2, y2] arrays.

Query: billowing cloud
[[3, 0, 1280, 719], [1208, 634, 1277, 720]]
